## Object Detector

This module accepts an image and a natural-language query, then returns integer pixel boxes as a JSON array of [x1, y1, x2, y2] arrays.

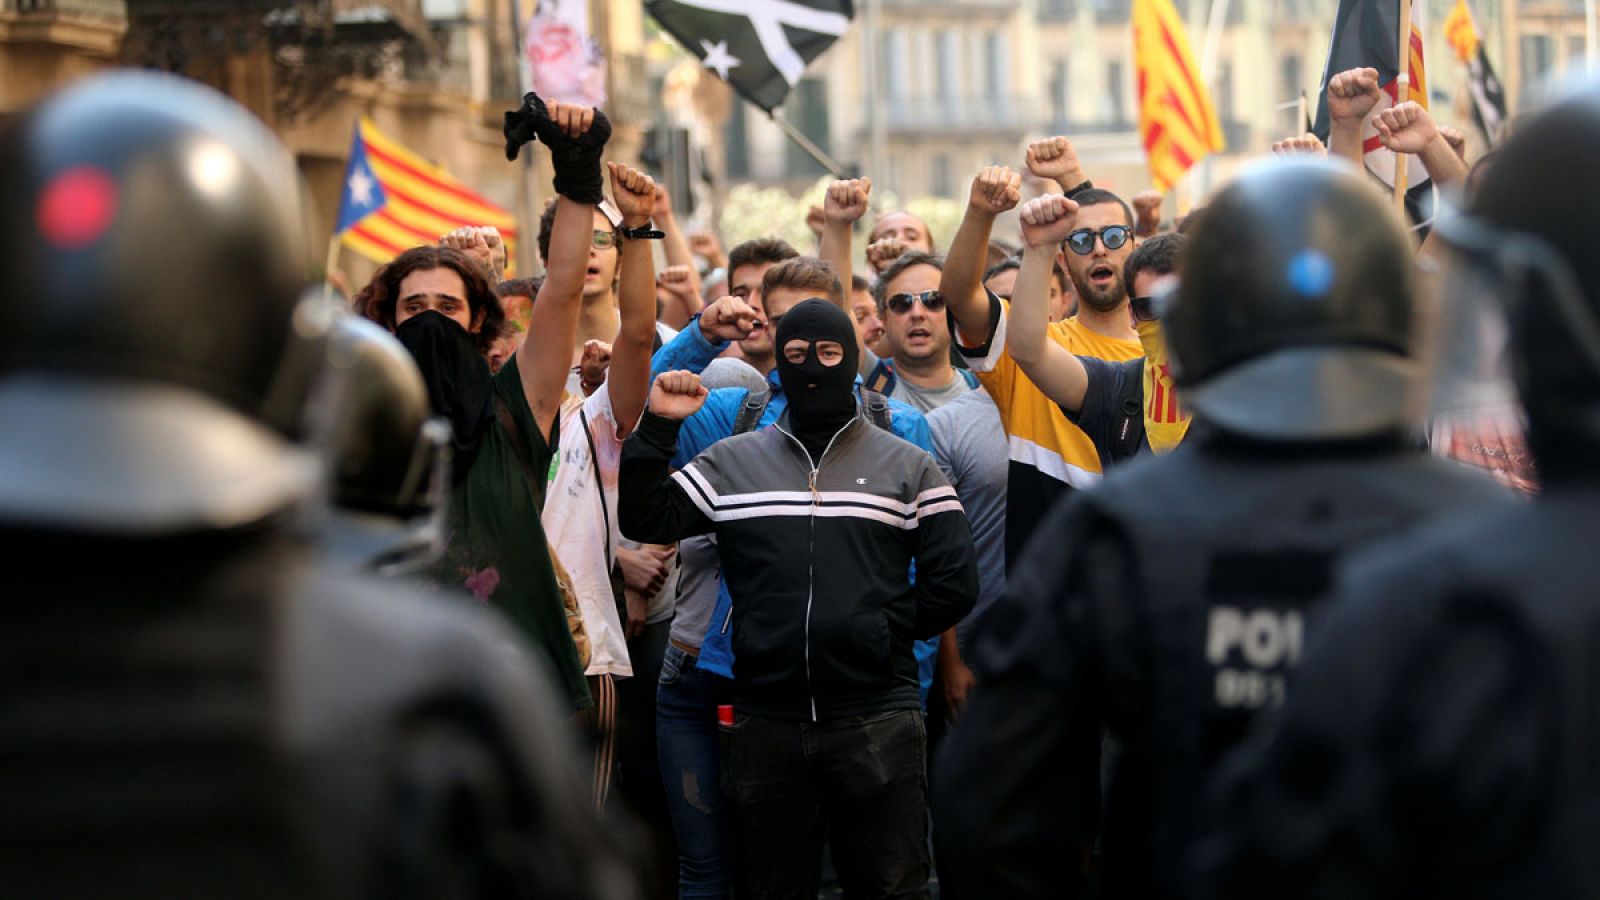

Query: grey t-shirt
[[927, 389, 1007, 652], [863, 348, 976, 413]]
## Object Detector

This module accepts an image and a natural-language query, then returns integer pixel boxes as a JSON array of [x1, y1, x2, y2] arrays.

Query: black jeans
[[720, 709, 930, 900]]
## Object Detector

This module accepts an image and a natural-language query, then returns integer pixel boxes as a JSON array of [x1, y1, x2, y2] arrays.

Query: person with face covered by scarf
[[360, 98, 612, 714], [617, 298, 978, 900]]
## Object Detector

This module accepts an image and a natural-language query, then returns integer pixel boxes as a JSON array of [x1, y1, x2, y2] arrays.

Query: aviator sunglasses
[[1064, 225, 1132, 256], [885, 290, 946, 315]]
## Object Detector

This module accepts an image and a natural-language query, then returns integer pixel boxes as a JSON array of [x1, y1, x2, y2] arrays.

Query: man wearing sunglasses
[[941, 148, 1145, 573], [860, 253, 980, 414], [935, 158, 1511, 900]]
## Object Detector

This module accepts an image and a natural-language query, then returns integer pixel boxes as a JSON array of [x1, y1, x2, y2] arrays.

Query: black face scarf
[[775, 299, 861, 462], [395, 311, 493, 487]]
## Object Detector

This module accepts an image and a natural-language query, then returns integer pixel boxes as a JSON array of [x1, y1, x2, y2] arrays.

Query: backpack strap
[[861, 390, 893, 432], [864, 358, 897, 396], [1109, 359, 1146, 464], [732, 387, 771, 435], [959, 369, 980, 390]]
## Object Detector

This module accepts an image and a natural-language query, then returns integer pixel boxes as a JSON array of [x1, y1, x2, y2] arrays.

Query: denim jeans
[[720, 709, 930, 900], [656, 645, 735, 899]]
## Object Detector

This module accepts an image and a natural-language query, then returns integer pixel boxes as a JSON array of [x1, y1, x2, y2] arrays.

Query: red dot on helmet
[[38, 166, 118, 249]]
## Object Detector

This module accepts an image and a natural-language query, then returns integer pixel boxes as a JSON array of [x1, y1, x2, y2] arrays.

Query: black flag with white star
[[645, 0, 854, 113]]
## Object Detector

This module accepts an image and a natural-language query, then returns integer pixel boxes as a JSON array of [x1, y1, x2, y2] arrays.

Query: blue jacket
[[652, 323, 941, 697]]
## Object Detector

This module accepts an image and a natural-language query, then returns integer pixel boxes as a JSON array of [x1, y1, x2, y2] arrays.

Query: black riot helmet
[[321, 316, 452, 575], [0, 71, 332, 534], [1436, 85, 1600, 481], [1165, 157, 1422, 441]]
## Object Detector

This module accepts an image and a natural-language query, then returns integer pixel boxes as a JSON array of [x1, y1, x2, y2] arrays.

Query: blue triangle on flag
[[335, 126, 387, 235]]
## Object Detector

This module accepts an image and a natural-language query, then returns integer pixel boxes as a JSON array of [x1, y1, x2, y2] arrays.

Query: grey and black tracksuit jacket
[[619, 408, 978, 722]]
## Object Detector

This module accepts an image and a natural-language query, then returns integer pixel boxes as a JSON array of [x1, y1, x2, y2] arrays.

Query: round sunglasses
[[1064, 225, 1132, 256]]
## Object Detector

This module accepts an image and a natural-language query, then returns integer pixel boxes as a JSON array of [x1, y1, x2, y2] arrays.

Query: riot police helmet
[[1165, 157, 1421, 441], [0, 71, 332, 535]]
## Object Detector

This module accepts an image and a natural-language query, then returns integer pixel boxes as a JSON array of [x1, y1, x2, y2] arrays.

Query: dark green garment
[[435, 354, 591, 710]]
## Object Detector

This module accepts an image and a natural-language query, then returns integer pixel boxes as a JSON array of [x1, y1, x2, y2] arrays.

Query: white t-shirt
[[543, 386, 637, 677]]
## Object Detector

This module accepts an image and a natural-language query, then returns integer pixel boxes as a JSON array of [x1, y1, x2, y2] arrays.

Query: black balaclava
[[395, 310, 493, 487], [775, 299, 861, 462]]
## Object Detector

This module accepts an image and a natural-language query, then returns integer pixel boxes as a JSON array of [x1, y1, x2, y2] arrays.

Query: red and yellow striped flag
[[335, 118, 518, 265], [1133, 0, 1225, 192]]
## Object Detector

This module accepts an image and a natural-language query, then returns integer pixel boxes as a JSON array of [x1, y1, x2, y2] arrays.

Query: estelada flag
[[335, 118, 518, 265], [1133, 0, 1225, 192], [1312, 0, 1430, 191]]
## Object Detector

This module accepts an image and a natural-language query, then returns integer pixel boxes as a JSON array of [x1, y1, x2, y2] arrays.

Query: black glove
[[536, 105, 613, 205], [502, 92, 547, 161]]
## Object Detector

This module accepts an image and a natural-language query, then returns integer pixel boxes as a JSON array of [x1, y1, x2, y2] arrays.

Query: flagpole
[[1393, 0, 1412, 215], [323, 235, 343, 305], [767, 109, 847, 178]]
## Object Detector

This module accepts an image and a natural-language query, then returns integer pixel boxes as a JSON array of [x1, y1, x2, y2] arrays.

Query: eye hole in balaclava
[[774, 298, 861, 461]]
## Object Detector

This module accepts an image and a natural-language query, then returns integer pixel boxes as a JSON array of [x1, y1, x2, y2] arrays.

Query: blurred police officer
[[0, 72, 634, 900], [931, 157, 1511, 899], [1199, 86, 1600, 900]]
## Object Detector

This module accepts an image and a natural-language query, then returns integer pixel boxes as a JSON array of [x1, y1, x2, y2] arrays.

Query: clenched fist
[[968, 165, 1022, 217], [1131, 190, 1164, 237], [698, 295, 763, 343], [1373, 101, 1439, 156], [649, 370, 709, 421], [440, 226, 506, 282], [1026, 136, 1086, 190], [1019, 194, 1082, 251], [823, 177, 873, 227], [1271, 132, 1328, 156], [607, 161, 657, 228], [1327, 67, 1383, 124], [866, 237, 908, 273]]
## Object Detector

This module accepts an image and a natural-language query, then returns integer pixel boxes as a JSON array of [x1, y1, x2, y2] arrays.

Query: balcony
[[882, 94, 1041, 134], [0, 0, 126, 54]]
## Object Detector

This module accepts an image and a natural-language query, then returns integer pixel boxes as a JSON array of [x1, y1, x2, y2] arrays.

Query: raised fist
[[1270, 132, 1328, 156], [649, 370, 709, 421], [652, 182, 676, 221], [689, 231, 725, 267], [440, 225, 506, 282], [1131, 189, 1164, 236], [698, 295, 763, 343], [544, 100, 598, 140], [1327, 67, 1383, 124], [866, 237, 908, 273], [1018, 194, 1081, 251], [1439, 124, 1468, 161], [1374, 101, 1439, 156], [579, 339, 612, 391], [658, 264, 697, 301], [606, 161, 657, 227], [968, 165, 1022, 216], [823, 177, 873, 227], [1026, 136, 1086, 188]]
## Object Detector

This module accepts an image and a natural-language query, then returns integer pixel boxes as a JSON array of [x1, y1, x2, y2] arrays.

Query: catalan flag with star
[[1133, 0, 1226, 192], [335, 118, 518, 265]]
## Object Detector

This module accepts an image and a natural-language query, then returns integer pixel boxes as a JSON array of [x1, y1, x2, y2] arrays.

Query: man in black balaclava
[[773, 298, 861, 462], [617, 295, 979, 898]]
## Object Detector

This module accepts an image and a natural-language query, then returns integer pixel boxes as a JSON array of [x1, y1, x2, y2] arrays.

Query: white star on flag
[[700, 39, 742, 80], [348, 169, 376, 208]]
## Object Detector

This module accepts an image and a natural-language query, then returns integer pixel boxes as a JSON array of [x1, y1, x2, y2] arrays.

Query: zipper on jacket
[[774, 418, 855, 723]]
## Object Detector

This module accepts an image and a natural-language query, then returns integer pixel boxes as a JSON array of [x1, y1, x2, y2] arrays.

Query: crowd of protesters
[[10, 59, 1600, 900]]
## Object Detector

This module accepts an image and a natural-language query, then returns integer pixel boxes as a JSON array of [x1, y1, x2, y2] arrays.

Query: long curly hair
[[359, 246, 505, 353]]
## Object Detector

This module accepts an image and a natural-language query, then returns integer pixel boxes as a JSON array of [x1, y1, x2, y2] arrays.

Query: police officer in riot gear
[[1198, 86, 1600, 900], [931, 157, 1511, 899], [0, 71, 635, 899], [320, 315, 453, 576]]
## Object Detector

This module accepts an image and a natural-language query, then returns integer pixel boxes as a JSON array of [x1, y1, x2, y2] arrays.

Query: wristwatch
[[619, 222, 666, 240]]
